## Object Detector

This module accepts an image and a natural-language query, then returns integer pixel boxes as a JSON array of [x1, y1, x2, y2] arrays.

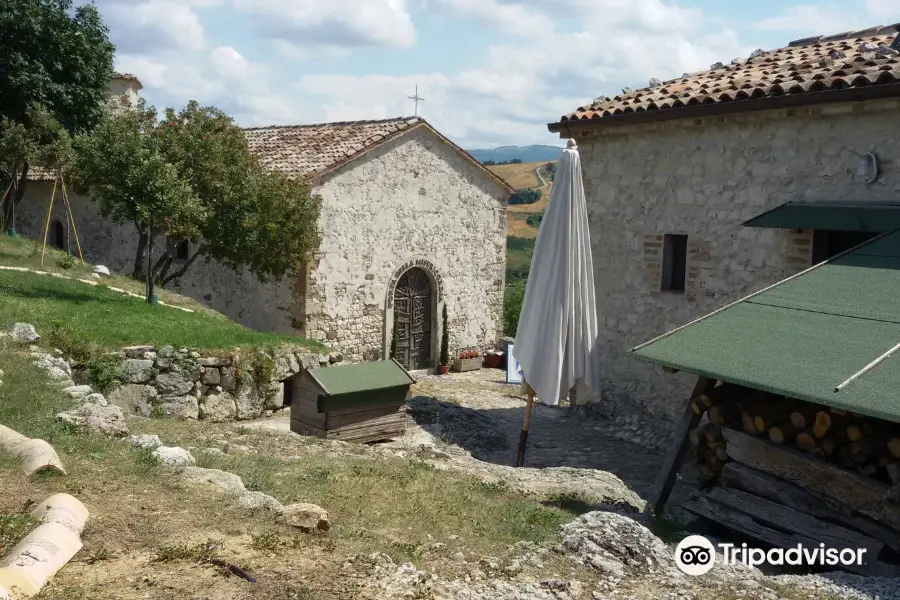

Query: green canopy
[[742, 202, 900, 231], [630, 230, 900, 424]]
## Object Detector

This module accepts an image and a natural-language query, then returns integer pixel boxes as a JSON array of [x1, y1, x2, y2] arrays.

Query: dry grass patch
[[487, 161, 548, 190], [507, 213, 539, 238]]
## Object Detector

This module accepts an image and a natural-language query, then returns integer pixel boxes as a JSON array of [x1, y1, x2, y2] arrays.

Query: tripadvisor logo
[[675, 535, 869, 576], [675, 535, 716, 576]]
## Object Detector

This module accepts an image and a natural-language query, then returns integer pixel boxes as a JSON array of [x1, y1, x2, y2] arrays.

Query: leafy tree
[[1, 104, 73, 228], [503, 281, 526, 337], [72, 100, 322, 288], [0, 0, 115, 204], [506, 237, 535, 252], [482, 159, 497, 166]]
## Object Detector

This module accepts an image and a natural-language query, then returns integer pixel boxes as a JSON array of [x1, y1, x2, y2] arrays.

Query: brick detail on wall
[[686, 238, 710, 302], [642, 234, 663, 295], [787, 229, 814, 273]]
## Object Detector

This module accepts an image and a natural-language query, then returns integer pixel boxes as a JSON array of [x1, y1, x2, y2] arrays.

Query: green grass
[[0, 265, 325, 352], [0, 342, 585, 596]]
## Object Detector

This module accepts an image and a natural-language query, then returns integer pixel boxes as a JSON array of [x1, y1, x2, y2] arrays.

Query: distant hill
[[467, 145, 563, 164]]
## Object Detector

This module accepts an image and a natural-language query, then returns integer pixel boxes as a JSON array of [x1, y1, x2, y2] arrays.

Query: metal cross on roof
[[408, 85, 424, 116]]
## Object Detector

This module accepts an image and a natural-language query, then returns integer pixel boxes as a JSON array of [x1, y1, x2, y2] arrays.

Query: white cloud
[[100, 1, 208, 53], [435, 0, 552, 37], [866, 0, 900, 20], [232, 0, 416, 53]]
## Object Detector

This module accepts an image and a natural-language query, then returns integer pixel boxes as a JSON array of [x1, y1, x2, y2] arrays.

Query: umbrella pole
[[516, 385, 535, 467]]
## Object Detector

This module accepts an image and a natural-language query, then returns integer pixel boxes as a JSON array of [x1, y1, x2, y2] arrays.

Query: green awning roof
[[742, 202, 900, 231], [630, 229, 900, 424], [307, 359, 415, 396]]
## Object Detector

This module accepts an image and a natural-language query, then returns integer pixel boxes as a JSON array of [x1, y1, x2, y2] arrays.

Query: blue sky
[[89, 0, 899, 148]]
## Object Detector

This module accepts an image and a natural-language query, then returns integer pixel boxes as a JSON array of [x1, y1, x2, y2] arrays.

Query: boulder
[[120, 359, 154, 384], [181, 466, 247, 495], [123, 434, 162, 450], [93, 265, 111, 276], [108, 384, 157, 417], [57, 403, 128, 437], [274, 352, 299, 379], [237, 491, 283, 514], [84, 393, 109, 407], [279, 503, 330, 532], [62, 385, 93, 399], [200, 367, 220, 386], [152, 446, 196, 467], [156, 371, 195, 396], [234, 377, 263, 420], [198, 356, 230, 367], [328, 352, 343, 364], [199, 391, 236, 422], [219, 367, 236, 390], [158, 345, 175, 359], [10, 323, 39, 343], [34, 355, 72, 379], [122, 345, 155, 359], [558, 511, 681, 580], [154, 395, 199, 420], [263, 382, 284, 411]]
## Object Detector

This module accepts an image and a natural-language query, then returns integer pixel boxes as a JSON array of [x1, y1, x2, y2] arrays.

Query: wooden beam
[[684, 488, 899, 577], [644, 376, 716, 516], [720, 462, 900, 554], [723, 428, 900, 531]]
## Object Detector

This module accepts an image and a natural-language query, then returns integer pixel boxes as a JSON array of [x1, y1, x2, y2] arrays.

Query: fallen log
[[722, 428, 900, 531], [768, 421, 800, 444], [685, 487, 899, 577], [720, 462, 900, 554]]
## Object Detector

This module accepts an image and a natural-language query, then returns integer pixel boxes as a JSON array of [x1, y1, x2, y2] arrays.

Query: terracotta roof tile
[[113, 72, 143, 89], [557, 25, 900, 126], [243, 117, 424, 179]]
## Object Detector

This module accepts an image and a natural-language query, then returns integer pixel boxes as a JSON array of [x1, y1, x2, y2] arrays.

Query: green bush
[[503, 281, 525, 337], [506, 237, 535, 252], [526, 211, 544, 228], [509, 189, 541, 205]]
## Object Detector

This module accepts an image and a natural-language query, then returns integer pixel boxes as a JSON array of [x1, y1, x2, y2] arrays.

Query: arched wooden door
[[392, 268, 432, 370]]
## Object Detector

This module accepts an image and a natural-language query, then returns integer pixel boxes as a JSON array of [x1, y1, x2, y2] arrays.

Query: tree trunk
[[160, 247, 204, 287], [133, 224, 148, 280], [12, 161, 29, 206]]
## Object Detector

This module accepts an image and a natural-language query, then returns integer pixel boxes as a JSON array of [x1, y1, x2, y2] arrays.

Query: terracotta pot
[[437, 365, 450, 375]]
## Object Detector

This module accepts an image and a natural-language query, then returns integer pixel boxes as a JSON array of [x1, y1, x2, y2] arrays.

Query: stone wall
[[14, 127, 508, 365], [105, 344, 341, 422], [303, 125, 508, 363], [574, 98, 900, 426]]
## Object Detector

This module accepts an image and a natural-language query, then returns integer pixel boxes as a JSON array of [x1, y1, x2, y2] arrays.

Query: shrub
[[440, 305, 449, 366], [526, 211, 544, 228], [57, 254, 76, 270], [509, 189, 541, 205], [506, 237, 535, 252], [503, 281, 526, 337]]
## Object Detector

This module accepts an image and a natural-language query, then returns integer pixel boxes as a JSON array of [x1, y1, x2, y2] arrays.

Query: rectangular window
[[175, 239, 190, 261], [661, 234, 688, 292]]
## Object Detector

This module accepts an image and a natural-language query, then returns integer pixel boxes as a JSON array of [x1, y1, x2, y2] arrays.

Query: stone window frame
[[383, 258, 444, 368]]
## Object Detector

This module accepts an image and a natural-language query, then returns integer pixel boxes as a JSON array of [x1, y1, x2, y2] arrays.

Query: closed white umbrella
[[513, 138, 601, 466]]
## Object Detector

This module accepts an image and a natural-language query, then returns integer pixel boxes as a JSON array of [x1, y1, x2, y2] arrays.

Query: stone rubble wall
[[105, 344, 343, 422], [575, 99, 900, 436]]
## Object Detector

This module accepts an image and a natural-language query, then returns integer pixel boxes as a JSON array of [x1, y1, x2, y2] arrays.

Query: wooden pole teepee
[[38, 177, 59, 266], [60, 173, 84, 265]]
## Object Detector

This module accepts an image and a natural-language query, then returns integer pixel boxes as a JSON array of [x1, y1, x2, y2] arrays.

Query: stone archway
[[384, 260, 443, 370]]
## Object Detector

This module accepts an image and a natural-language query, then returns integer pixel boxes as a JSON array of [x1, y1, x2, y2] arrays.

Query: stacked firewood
[[687, 383, 900, 489]]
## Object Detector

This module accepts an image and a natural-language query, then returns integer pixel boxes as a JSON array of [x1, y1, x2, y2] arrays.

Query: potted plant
[[438, 305, 450, 374], [452, 347, 483, 372]]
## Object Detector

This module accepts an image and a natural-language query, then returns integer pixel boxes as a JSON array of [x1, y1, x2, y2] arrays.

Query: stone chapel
[[16, 74, 512, 368]]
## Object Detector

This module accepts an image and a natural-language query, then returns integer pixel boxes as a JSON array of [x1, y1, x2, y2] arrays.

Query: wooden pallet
[[291, 409, 406, 444]]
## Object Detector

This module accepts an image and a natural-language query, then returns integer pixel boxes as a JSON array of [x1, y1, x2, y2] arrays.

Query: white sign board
[[505, 343, 523, 384]]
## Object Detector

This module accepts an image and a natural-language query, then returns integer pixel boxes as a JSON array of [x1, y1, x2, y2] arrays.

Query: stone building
[[16, 75, 512, 368], [548, 25, 900, 423]]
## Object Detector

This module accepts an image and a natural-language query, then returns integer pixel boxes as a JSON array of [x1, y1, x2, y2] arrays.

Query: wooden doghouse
[[289, 359, 415, 443]]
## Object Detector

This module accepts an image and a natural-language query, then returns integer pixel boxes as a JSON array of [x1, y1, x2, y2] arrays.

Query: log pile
[[686, 384, 900, 492], [681, 383, 900, 576]]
